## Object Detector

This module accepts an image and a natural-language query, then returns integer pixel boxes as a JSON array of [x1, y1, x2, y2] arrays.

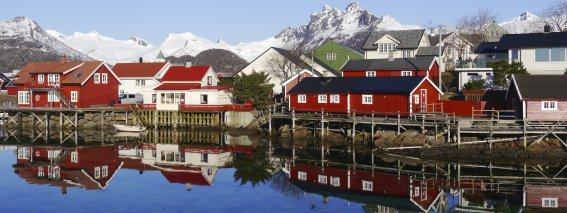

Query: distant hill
[[166, 49, 247, 76]]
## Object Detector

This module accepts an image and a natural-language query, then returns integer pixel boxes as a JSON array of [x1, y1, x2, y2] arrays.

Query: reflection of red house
[[13, 145, 123, 193], [525, 185, 567, 209], [288, 163, 444, 212]]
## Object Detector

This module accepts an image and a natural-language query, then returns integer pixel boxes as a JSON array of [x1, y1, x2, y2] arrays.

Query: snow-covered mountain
[[275, 2, 421, 50], [500, 11, 546, 33], [0, 16, 91, 72]]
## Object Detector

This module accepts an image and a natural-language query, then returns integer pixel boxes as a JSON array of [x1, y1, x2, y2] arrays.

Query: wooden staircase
[[52, 85, 74, 109], [130, 104, 151, 127]]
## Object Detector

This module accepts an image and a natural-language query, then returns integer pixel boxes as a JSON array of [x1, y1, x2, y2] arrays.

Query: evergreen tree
[[233, 71, 274, 110], [488, 61, 528, 88]]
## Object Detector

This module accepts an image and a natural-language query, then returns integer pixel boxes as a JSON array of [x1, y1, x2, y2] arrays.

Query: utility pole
[[438, 26, 443, 90]]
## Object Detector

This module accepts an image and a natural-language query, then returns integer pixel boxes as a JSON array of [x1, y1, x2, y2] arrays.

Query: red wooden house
[[507, 75, 567, 120], [288, 162, 445, 212], [12, 56, 120, 108], [341, 56, 440, 86], [288, 77, 442, 115]]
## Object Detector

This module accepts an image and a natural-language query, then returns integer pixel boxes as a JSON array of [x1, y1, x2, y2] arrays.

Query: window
[[201, 153, 209, 162], [38, 167, 45, 177], [318, 175, 327, 184], [401, 71, 412, 76], [414, 94, 420, 104], [414, 186, 421, 196], [101, 73, 108, 84], [542, 198, 558, 208], [298, 95, 307, 103], [101, 165, 108, 178], [378, 43, 397, 53], [542, 101, 558, 110], [71, 91, 78, 103], [94, 73, 100, 84], [511, 49, 519, 60], [71, 151, 78, 163], [366, 71, 376, 77], [94, 167, 101, 179], [326, 52, 336, 60], [18, 91, 29, 104], [362, 95, 373, 105], [38, 74, 44, 84], [331, 177, 340, 187], [135, 80, 145, 86], [298, 171, 307, 181], [536, 48, 567, 62], [152, 94, 157, 103], [402, 50, 411, 58], [318, 94, 327, 103], [207, 76, 213, 85], [47, 74, 60, 86], [200, 94, 208, 104], [362, 180, 373, 191], [330, 94, 340, 103], [48, 91, 60, 102]]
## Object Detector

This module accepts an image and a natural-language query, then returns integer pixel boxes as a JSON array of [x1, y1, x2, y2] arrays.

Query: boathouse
[[341, 57, 440, 86], [506, 75, 567, 120], [153, 65, 233, 111], [13, 56, 121, 108], [288, 76, 442, 115]]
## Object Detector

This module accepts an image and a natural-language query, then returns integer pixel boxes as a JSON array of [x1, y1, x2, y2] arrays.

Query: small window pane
[[535, 48, 549, 62], [550, 48, 566, 61]]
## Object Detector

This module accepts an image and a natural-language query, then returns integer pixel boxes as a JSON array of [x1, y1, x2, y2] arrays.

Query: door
[[420, 89, 427, 112]]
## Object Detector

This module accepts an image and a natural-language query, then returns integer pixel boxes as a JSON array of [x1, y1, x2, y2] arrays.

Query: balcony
[[24, 82, 61, 91], [456, 59, 506, 69]]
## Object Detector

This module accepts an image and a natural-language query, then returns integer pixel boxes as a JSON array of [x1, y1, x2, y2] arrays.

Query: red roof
[[154, 83, 201, 90], [112, 62, 167, 78], [161, 170, 211, 186], [161, 66, 211, 82]]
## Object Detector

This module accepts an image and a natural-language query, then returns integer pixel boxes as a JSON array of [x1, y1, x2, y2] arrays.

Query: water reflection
[[1, 128, 567, 212]]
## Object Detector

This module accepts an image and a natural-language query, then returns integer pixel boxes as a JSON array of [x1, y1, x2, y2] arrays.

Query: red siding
[[526, 185, 567, 208], [7, 87, 17, 96], [350, 93, 409, 115], [289, 93, 349, 113], [525, 99, 567, 121], [75, 65, 119, 108], [428, 62, 440, 86], [284, 73, 313, 98], [409, 79, 441, 113]]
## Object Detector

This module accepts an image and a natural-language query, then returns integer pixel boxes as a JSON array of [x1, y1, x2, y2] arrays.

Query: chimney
[[185, 61, 192, 67], [138, 57, 143, 63], [544, 24, 551, 33], [60, 55, 67, 64], [388, 51, 394, 62], [430, 28, 435, 37]]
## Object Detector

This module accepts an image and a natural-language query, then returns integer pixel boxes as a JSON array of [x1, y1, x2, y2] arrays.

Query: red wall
[[526, 185, 567, 208], [74, 65, 119, 108], [350, 93, 409, 115], [428, 62, 440, 86], [410, 79, 441, 113], [289, 93, 349, 113], [284, 73, 313, 98], [441, 100, 481, 117], [7, 87, 17, 96]]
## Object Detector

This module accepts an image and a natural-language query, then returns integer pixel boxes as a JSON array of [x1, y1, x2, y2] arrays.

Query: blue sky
[[0, 0, 555, 44]]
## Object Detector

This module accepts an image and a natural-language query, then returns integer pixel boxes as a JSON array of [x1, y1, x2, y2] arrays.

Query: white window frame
[[414, 94, 420, 104], [298, 171, 307, 181], [362, 95, 373, 105], [414, 186, 421, 196], [71, 91, 78, 103], [326, 52, 337, 60], [402, 71, 412, 76], [318, 175, 327, 184], [101, 73, 108, 84], [38, 167, 45, 177], [38, 74, 44, 84], [318, 94, 327, 103], [362, 180, 373, 191], [366, 71, 376, 77], [18, 91, 29, 104], [330, 94, 340, 104], [94, 73, 100, 84], [378, 43, 397, 53], [71, 151, 78, 163], [402, 50, 411, 58], [542, 101, 558, 111], [298, 95, 307, 104], [94, 167, 101, 179], [48, 91, 60, 103], [331, 177, 340, 187], [102, 165, 108, 178], [542, 198, 558, 208], [136, 79, 145, 87]]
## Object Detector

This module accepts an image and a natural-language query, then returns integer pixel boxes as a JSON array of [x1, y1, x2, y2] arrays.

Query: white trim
[[542, 101, 558, 111], [79, 162, 124, 190], [347, 94, 351, 113], [362, 95, 373, 104], [153, 62, 172, 79], [318, 94, 327, 103], [506, 74, 523, 100], [281, 69, 315, 86], [542, 197, 558, 208], [330, 94, 340, 103], [298, 94, 307, 103], [80, 63, 122, 86], [523, 100, 527, 119], [365, 71, 376, 77], [401, 71, 412, 76], [409, 77, 443, 96], [62, 63, 85, 75], [362, 180, 373, 191], [101, 73, 108, 84], [70, 91, 78, 103], [376, 34, 401, 44]]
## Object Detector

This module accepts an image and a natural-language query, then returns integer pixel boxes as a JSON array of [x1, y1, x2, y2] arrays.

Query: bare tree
[[456, 8, 498, 44], [263, 43, 307, 82], [542, 0, 567, 32]]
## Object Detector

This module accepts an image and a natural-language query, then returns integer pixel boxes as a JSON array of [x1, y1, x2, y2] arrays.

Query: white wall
[[119, 78, 159, 96], [185, 152, 232, 167], [155, 89, 233, 110], [456, 68, 494, 91], [518, 48, 567, 75], [239, 48, 303, 94]]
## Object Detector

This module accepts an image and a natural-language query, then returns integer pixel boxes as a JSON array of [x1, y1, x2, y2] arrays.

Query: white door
[[420, 89, 427, 112]]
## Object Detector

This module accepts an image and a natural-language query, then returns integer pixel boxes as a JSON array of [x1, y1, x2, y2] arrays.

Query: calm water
[[0, 128, 565, 212]]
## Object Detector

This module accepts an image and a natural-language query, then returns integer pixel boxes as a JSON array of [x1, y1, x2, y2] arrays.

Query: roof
[[61, 61, 105, 84], [13, 62, 61, 84], [499, 32, 567, 48], [416, 46, 444, 56], [289, 76, 434, 95], [342, 57, 435, 71], [272, 47, 313, 70], [362, 29, 425, 50], [154, 83, 201, 90], [161, 65, 211, 82], [112, 62, 167, 78], [512, 75, 567, 99], [474, 42, 507, 54], [0, 72, 12, 83], [428, 33, 453, 46], [13, 61, 105, 85], [27, 61, 83, 74], [312, 57, 341, 76]]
